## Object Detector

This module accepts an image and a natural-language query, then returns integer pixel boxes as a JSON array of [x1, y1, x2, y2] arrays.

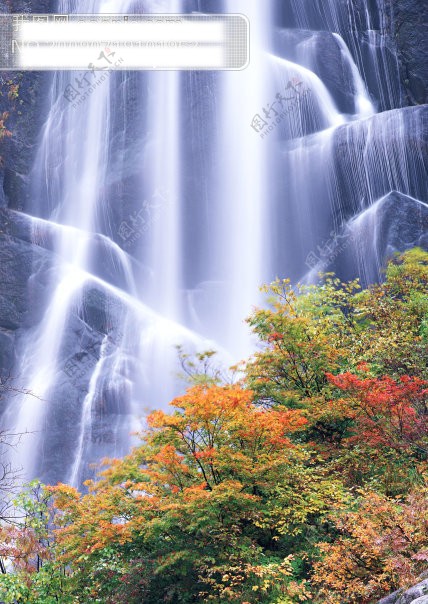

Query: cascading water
[[1, 0, 426, 486]]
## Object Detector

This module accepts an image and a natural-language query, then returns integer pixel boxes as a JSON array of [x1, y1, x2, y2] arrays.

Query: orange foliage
[[312, 483, 428, 603], [326, 373, 428, 451]]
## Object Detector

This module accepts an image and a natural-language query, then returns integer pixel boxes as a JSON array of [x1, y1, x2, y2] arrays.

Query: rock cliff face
[[378, 578, 428, 604], [0, 206, 131, 482], [0, 4, 53, 377], [0, 82, 50, 380], [0, 67, 48, 208], [385, 0, 427, 106], [275, 0, 427, 110], [0, 1, 53, 210]]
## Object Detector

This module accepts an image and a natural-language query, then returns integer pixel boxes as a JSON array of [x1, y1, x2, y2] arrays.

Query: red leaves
[[267, 331, 284, 343], [0, 526, 48, 573], [193, 447, 216, 460], [326, 372, 428, 450]]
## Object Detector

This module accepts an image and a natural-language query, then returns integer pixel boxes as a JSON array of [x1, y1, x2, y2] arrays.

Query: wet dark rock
[[379, 579, 428, 604], [274, 29, 357, 114], [0, 224, 36, 329], [0, 208, 61, 328], [304, 190, 428, 286], [378, 592, 401, 604], [386, 0, 428, 105], [332, 106, 428, 218], [341, 190, 428, 283], [0, 328, 15, 376], [0, 207, 131, 484], [0, 0, 53, 212], [0, 70, 51, 211]]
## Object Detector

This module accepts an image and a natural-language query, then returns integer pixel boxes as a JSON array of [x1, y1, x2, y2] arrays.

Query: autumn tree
[[312, 481, 428, 603], [246, 249, 428, 451], [0, 482, 72, 604], [49, 384, 344, 603], [326, 372, 428, 453], [245, 276, 360, 406], [349, 248, 428, 380]]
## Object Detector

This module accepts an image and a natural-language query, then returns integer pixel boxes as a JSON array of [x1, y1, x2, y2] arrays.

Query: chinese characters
[[250, 78, 311, 139], [63, 48, 124, 108], [118, 188, 168, 250], [305, 229, 358, 271]]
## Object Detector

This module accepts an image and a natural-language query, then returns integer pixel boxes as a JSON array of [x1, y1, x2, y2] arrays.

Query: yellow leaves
[[152, 444, 185, 467], [51, 377, 318, 575], [172, 384, 254, 419], [7, 83, 19, 100], [312, 484, 428, 602], [200, 555, 304, 602], [193, 447, 216, 461], [48, 483, 80, 502], [141, 384, 310, 496], [11, 251, 428, 603], [0, 111, 12, 139], [182, 482, 208, 498], [147, 409, 168, 428]]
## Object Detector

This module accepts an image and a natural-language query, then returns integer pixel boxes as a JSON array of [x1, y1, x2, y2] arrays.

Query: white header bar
[[20, 21, 226, 43], [5, 14, 249, 71], [16, 45, 225, 70]]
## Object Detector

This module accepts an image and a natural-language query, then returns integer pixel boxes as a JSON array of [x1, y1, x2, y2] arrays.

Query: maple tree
[[312, 481, 428, 603], [46, 384, 344, 603]]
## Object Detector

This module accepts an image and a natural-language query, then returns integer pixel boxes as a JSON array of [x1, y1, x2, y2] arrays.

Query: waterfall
[[2, 0, 426, 486]]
